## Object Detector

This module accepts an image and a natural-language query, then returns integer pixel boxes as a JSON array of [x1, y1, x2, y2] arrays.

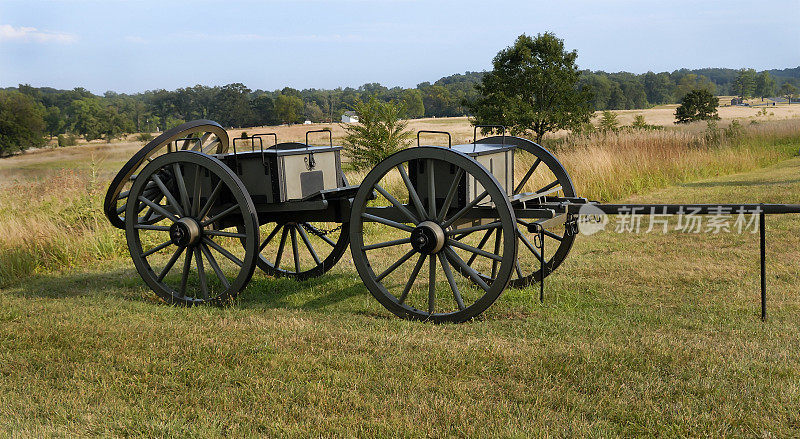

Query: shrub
[[342, 96, 413, 170], [599, 111, 620, 133], [136, 132, 153, 143], [724, 120, 745, 142], [631, 114, 648, 130], [57, 133, 78, 147], [704, 120, 722, 146], [675, 89, 719, 123]]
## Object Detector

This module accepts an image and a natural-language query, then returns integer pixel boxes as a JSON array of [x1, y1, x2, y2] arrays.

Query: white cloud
[[0, 24, 77, 43]]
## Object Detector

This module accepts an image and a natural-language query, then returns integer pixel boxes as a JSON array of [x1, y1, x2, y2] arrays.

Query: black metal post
[[539, 225, 545, 303], [760, 211, 766, 321]]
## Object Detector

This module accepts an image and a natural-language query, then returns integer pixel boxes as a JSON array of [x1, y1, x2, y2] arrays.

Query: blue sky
[[1, 0, 798, 94]]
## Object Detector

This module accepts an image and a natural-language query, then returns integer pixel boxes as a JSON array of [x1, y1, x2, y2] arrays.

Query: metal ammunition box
[[219, 143, 343, 204], [410, 143, 514, 213]]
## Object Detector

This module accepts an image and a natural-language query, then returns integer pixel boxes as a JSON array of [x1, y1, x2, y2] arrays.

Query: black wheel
[[250, 221, 349, 280], [350, 146, 518, 323], [477, 136, 577, 287], [125, 150, 258, 305], [106, 120, 229, 229]]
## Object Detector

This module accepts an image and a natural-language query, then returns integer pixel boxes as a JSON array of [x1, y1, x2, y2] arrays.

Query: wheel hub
[[169, 217, 201, 247], [411, 221, 445, 255]]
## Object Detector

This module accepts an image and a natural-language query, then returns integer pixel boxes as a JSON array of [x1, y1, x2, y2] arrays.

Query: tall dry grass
[[0, 167, 125, 286], [540, 119, 800, 201]]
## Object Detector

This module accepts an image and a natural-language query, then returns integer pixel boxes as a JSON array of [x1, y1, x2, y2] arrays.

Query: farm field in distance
[[1, 105, 800, 435]]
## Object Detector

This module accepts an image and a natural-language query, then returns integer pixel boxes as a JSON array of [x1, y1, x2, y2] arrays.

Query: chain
[[301, 222, 342, 237]]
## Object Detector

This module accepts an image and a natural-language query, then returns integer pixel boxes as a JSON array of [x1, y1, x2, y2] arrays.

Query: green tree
[[754, 72, 776, 100], [631, 114, 647, 129], [274, 94, 304, 124], [780, 83, 797, 104], [733, 68, 757, 99], [44, 106, 66, 139], [251, 94, 277, 126], [468, 33, 593, 142], [211, 83, 254, 127], [69, 97, 106, 141], [401, 89, 425, 118], [342, 96, 413, 170], [0, 91, 46, 155], [675, 74, 716, 100], [599, 110, 619, 132], [675, 89, 719, 124], [303, 101, 324, 122]]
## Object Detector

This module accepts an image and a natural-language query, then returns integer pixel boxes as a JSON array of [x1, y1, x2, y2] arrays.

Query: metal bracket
[[417, 130, 451, 148]]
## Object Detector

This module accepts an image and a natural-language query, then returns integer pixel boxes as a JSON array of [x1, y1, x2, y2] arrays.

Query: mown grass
[[2, 157, 800, 436], [1, 121, 800, 436]]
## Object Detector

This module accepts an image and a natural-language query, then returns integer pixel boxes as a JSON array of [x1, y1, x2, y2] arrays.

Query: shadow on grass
[[2, 266, 370, 315], [681, 178, 800, 188]]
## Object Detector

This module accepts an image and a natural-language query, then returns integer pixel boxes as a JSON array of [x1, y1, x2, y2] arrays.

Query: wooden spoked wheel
[[251, 221, 350, 280], [105, 120, 229, 229], [350, 147, 518, 323], [125, 151, 258, 305], [476, 136, 578, 287]]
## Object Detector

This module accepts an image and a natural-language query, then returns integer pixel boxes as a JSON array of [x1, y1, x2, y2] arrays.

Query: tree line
[[1, 63, 798, 156]]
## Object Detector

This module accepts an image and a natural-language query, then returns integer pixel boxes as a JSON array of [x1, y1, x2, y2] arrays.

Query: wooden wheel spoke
[[467, 228, 495, 267], [274, 227, 289, 269], [296, 225, 321, 266], [198, 181, 223, 220], [437, 168, 464, 222], [118, 190, 130, 200], [259, 225, 282, 251], [157, 246, 184, 282], [491, 229, 502, 279], [445, 248, 491, 293], [191, 163, 201, 216], [514, 158, 541, 194], [517, 228, 542, 260], [172, 163, 191, 215], [194, 247, 209, 300], [203, 237, 244, 268], [362, 237, 411, 251], [449, 238, 504, 262], [151, 174, 184, 217], [427, 159, 436, 219], [375, 248, 416, 282], [142, 240, 173, 258], [137, 196, 178, 223], [204, 230, 247, 239], [179, 249, 192, 297], [362, 213, 414, 232], [446, 221, 501, 237], [398, 254, 426, 305], [201, 244, 230, 289], [438, 252, 465, 310], [202, 138, 221, 154], [428, 255, 436, 314], [303, 224, 336, 247], [536, 180, 561, 194], [374, 183, 419, 225], [397, 164, 428, 219], [201, 204, 240, 228], [290, 225, 301, 274], [134, 224, 170, 231], [441, 191, 489, 229]]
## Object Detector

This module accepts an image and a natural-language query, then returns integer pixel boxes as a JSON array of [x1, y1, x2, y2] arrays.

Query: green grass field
[[2, 149, 800, 436]]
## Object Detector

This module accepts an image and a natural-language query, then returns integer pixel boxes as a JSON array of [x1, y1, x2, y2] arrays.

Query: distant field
[[4, 103, 798, 186]]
